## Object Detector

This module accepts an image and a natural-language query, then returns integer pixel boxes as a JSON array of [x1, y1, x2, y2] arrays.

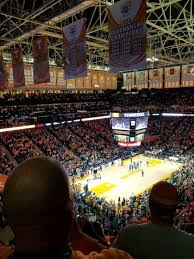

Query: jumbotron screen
[[111, 112, 149, 131], [111, 112, 149, 147]]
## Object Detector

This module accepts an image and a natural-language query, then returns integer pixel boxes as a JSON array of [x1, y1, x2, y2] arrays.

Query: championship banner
[[12, 48, 25, 87], [91, 71, 99, 89], [56, 68, 66, 88], [108, 0, 147, 72], [149, 68, 163, 89], [181, 64, 194, 87], [164, 66, 180, 88], [67, 79, 76, 89], [0, 55, 7, 89], [62, 18, 87, 79], [6, 64, 14, 88], [105, 73, 112, 89], [49, 67, 56, 86], [83, 71, 92, 88], [111, 73, 118, 89], [24, 64, 33, 87], [98, 71, 106, 89], [75, 77, 84, 89], [136, 70, 148, 90], [123, 71, 135, 90], [32, 36, 50, 84]]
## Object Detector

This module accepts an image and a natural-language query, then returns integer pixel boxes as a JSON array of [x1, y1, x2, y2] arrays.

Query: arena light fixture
[[162, 113, 194, 117], [0, 125, 35, 133], [82, 115, 111, 121]]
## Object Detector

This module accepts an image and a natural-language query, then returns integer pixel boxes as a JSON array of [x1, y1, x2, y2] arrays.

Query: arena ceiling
[[0, 0, 193, 68]]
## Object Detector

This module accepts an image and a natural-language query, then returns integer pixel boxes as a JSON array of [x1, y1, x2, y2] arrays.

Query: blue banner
[[62, 18, 87, 79], [109, 0, 146, 72]]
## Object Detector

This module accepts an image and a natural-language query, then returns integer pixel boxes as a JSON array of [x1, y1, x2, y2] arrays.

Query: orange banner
[[75, 77, 84, 89], [136, 70, 148, 90], [181, 65, 194, 87], [32, 36, 50, 84], [105, 73, 112, 89], [149, 68, 163, 89], [12, 48, 25, 87], [123, 72, 135, 90], [6, 64, 14, 88], [0, 55, 7, 90], [98, 71, 106, 89], [83, 71, 92, 88], [49, 66, 56, 86], [164, 66, 180, 88], [56, 68, 66, 88], [91, 71, 99, 89], [110, 73, 117, 89], [67, 79, 76, 89], [24, 64, 33, 87]]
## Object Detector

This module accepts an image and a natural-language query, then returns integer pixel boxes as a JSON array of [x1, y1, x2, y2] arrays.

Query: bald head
[[3, 157, 74, 252], [149, 181, 178, 224]]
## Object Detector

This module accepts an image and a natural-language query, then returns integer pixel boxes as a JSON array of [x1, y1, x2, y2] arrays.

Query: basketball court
[[75, 154, 181, 202]]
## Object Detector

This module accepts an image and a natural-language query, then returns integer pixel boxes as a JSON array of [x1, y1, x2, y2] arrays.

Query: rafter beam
[[147, 0, 182, 13], [147, 20, 194, 47], [0, 0, 98, 51]]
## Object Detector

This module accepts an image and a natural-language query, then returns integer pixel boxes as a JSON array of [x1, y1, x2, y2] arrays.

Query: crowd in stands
[[145, 116, 194, 162], [73, 164, 194, 239], [0, 101, 110, 127], [0, 108, 194, 258], [0, 115, 193, 174], [0, 91, 110, 106], [1, 157, 194, 259], [0, 147, 15, 176], [0, 121, 131, 177], [111, 88, 194, 111], [1, 88, 194, 128]]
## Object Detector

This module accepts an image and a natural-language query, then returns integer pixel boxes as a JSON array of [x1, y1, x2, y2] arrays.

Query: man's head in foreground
[[149, 181, 178, 226], [3, 157, 74, 254]]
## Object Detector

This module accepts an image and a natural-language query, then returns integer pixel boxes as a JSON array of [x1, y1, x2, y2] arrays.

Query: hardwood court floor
[[76, 154, 181, 202]]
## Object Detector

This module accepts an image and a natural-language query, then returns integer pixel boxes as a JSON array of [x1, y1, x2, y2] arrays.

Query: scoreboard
[[111, 112, 149, 147]]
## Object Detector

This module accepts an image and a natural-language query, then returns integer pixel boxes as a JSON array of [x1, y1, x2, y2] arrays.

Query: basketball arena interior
[[0, 0, 194, 258]]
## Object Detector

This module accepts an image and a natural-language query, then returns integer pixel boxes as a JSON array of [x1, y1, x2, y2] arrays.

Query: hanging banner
[[32, 36, 50, 84], [149, 68, 163, 89], [48, 66, 56, 86], [91, 71, 99, 89], [56, 67, 66, 88], [164, 66, 180, 88], [111, 73, 118, 89], [105, 73, 112, 89], [108, 0, 146, 72], [12, 48, 25, 87], [7, 64, 14, 88], [123, 71, 135, 90], [136, 70, 148, 90], [67, 79, 76, 89], [83, 71, 92, 88], [75, 77, 84, 89], [98, 71, 106, 89], [62, 18, 87, 79], [24, 64, 33, 87], [0, 55, 7, 90], [182, 64, 194, 87]]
